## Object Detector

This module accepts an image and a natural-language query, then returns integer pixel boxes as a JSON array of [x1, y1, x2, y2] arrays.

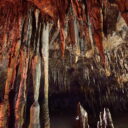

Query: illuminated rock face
[[48, 8, 128, 113], [49, 7, 128, 85]]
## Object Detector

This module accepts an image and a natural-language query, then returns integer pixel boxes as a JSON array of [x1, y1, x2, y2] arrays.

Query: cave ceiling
[[0, 0, 128, 86]]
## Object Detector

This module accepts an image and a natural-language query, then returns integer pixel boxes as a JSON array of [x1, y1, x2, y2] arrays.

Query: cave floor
[[51, 112, 128, 128]]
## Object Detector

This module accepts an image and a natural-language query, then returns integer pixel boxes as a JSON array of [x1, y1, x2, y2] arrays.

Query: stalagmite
[[75, 104, 115, 128], [41, 23, 50, 128], [29, 56, 41, 128], [104, 108, 114, 128], [75, 103, 89, 128], [97, 108, 114, 128], [97, 112, 105, 128]]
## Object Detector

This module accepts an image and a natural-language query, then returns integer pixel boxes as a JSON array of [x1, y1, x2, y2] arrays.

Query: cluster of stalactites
[[23, 0, 128, 64], [0, 0, 128, 64]]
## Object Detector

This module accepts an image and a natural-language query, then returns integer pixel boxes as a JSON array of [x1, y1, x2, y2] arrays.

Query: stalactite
[[71, 0, 83, 20], [74, 18, 80, 63], [83, 1, 92, 50], [68, 4, 77, 46], [28, 0, 56, 19], [87, 14, 95, 53], [69, 18, 76, 45], [60, 28, 65, 57], [87, 0, 105, 65], [116, 0, 128, 25], [50, 29, 59, 46], [71, 0, 88, 57]]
